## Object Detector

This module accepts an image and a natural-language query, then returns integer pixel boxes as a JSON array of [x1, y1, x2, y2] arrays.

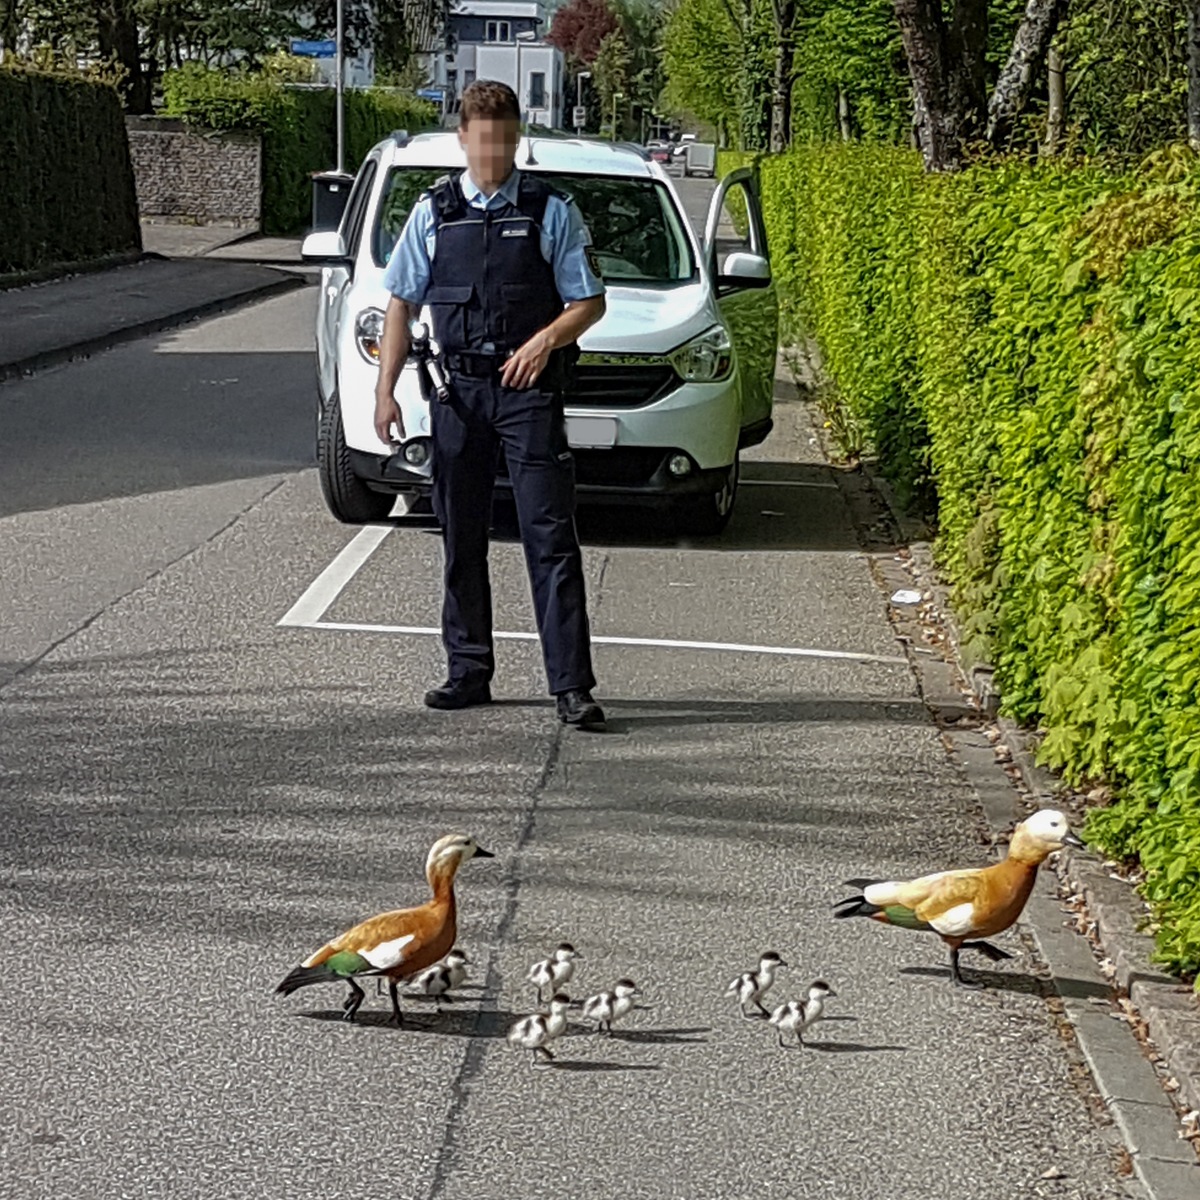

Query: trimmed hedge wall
[[162, 65, 437, 235], [743, 142, 1200, 982], [0, 66, 140, 276]]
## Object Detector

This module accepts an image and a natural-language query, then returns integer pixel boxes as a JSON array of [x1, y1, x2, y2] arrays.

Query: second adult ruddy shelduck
[[275, 833, 493, 1023], [833, 809, 1083, 988]]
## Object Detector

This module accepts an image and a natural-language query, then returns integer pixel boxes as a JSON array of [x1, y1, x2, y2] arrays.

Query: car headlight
[[355, 307, 386, 365], [669, 325, 733, 382]]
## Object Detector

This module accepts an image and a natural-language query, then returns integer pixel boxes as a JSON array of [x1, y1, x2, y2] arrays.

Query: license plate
[[566, 416, 618, 449]]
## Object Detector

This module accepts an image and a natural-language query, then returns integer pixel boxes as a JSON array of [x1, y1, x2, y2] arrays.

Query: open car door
[[703, 168, 779, 448]]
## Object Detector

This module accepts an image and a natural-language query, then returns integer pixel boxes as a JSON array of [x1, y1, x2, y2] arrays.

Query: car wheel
[[318, 396, 396, 524], [676, 456, 738, 536]]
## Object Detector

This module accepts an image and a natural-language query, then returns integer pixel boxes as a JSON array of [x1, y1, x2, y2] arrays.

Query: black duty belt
[[443, 350, 511, 378]]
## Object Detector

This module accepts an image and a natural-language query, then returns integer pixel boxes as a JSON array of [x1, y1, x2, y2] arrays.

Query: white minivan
[[302, 130, 778, 534]]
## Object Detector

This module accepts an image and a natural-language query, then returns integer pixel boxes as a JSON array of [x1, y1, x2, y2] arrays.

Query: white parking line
[[279, 524, 908, 665], [277, 524, 393, 627]]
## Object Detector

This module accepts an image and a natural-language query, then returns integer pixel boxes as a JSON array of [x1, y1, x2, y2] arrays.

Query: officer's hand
[[501, 333, 552, 391], [374, 391, 404, 445]]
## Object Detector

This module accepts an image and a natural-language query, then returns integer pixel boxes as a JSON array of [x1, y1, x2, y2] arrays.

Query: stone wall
[[125, 117, 261, 227]]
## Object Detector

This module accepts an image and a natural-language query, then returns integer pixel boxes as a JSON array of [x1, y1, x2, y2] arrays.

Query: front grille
[[569, 363, 679, 409]]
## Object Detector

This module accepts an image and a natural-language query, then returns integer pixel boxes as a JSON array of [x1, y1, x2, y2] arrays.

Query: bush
[[0, 65, 140, 276], [754, 141, 1200, 982], [162, 64, 437, 235]]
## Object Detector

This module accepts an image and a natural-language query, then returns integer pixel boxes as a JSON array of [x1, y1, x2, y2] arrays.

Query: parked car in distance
[[683, 142, 716, 178], [301, 130, 779, 535], [645, 139, 672, 165]]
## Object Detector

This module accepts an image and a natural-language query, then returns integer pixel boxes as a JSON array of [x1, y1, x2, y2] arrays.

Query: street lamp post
[[576, 70, 590, 135], [515, 30, 537, 125], [335, 0, 345, 173], [609, 91, 623, 141]]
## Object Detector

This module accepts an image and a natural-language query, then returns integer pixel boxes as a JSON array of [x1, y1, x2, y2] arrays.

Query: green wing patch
[[325, 949, 371, 977], [884, 905, 934, 932]]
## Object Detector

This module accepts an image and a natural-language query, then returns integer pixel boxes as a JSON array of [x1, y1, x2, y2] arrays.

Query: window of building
[[464, 70, 475, 87], [529, 72, 546, 109], [485, 20, 510, 42]]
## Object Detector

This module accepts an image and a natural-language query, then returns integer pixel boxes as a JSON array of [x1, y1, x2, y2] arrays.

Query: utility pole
[[335, 0, 345, 173]]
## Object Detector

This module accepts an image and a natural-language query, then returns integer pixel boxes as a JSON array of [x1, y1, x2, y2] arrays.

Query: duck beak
[[1062, 832, 1085, 849], [474, 846, 495, 858]]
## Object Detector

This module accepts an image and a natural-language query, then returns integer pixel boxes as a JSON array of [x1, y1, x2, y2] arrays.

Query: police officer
[[374, 80, 607, 731]]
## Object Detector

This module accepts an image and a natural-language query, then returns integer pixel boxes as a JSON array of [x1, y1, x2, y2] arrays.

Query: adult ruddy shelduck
[[275, 833, 493, 1023], [833, 809, 1083, 988]]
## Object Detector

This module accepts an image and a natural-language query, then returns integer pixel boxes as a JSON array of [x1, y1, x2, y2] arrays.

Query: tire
[[675, 456, 738, 536], [317, 396, 396, 524]]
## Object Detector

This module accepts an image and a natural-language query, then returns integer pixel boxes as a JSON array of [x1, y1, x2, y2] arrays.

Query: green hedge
[[754, 142, 1200, 983], [162, 65, 437, 235], [0, 65, 140, 276]]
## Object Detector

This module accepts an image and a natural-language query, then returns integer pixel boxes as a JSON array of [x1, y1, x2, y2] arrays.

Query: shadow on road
[[899, 964, 1111, 1001]]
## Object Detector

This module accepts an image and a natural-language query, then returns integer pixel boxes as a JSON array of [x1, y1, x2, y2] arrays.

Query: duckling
[[410, 948, 470, 1011], [769, 980, 837, 1048], [508, 993, 572, 1068], [275, 834, 494, 1024], [834, 808, 1083, 989], [582, 978, 641, 1035], [526, 943, 582, 1004], [726, 951, 788, 1019]]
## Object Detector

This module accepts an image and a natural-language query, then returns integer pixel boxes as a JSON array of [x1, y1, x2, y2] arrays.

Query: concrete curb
[[0, 268, 306, 383], [852, 452, 1200, 1200]]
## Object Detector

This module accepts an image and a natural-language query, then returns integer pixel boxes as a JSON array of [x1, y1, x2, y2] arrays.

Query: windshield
[[373, 167, 696, 286]]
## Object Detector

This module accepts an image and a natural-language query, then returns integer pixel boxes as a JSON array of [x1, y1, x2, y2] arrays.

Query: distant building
[[424, 1, 565, 129]]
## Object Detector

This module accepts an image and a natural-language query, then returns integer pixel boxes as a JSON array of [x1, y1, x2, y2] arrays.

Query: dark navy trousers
[[430, 374, 596, 696]]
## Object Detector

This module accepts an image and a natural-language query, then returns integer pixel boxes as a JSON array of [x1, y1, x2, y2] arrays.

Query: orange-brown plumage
[[834, 809, 1083, 988], [276, 833, 493, 1022]]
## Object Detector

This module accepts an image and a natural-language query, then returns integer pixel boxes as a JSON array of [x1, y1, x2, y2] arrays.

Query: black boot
[[556, 689, 606, 731], [424, 680, 492, 710]]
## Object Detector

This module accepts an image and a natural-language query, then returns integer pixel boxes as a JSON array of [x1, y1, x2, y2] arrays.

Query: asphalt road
[[0, 180, 1135, 1200]]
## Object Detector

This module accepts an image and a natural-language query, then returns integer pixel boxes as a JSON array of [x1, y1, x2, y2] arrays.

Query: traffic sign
[[417, 87, 446, 102], [290, 38, 336, 57], [572, 105, 587, 129]]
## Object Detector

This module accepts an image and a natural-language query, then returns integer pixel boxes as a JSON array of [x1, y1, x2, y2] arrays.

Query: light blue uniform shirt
[[382, 169, 605, 307]]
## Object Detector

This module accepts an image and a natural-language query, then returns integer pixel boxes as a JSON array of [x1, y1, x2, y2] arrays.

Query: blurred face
[[458, 115, 521, 190]]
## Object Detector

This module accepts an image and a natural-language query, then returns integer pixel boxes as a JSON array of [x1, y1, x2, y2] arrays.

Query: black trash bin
[[311, 170, 356, 232]]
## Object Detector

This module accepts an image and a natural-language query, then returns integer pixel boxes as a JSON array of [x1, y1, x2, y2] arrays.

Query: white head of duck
[[1006, 809, 1084, 863], [426, 833, 495, 894]]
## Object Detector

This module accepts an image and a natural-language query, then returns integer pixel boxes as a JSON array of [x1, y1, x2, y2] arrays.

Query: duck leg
[[949, 947, 984, 990], [755, 999, 772, 1018], [963, 940, 1013, 963], [740, 1003, 760, 1021], [387, 979, 405, 1027], [342, 978, 366, 1022]]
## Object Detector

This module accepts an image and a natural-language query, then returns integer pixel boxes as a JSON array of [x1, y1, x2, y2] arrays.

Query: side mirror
[[301, 230, 352, 263], [717, 251, 771, 288]]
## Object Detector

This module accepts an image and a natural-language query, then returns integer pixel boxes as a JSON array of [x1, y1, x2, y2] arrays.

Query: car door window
[[340, 159, 378, 254], [710, 178, 765, 279]]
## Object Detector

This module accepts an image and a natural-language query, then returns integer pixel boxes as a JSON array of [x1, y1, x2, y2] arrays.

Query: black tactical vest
[[425, 171, 566, 357]]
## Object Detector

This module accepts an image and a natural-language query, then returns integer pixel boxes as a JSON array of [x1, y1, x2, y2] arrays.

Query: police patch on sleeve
[[585, 246, 602, 277]]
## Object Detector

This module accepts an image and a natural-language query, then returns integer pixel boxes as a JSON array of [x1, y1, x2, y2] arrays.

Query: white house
[[425, 0, 566, 129]]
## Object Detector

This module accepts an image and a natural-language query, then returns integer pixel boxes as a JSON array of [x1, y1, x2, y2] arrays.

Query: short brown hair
[[460, 80, 520, 126]]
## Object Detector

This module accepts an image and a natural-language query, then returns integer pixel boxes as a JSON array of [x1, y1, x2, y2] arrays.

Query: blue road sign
[[290, 38, 337, 57], [417, 88, 445, 102]]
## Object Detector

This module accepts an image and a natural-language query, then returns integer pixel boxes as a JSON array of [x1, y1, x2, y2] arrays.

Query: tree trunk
[[986, 0, 1067, 150], [1043, 43, 1065, 156], [768, 0, 796, 153], [893, 0, 987, 171], [837, 85, 852, 141], [1189, 0, 1200, 151], [945, 0, 989, 145], [94, 0, 152, 112]]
